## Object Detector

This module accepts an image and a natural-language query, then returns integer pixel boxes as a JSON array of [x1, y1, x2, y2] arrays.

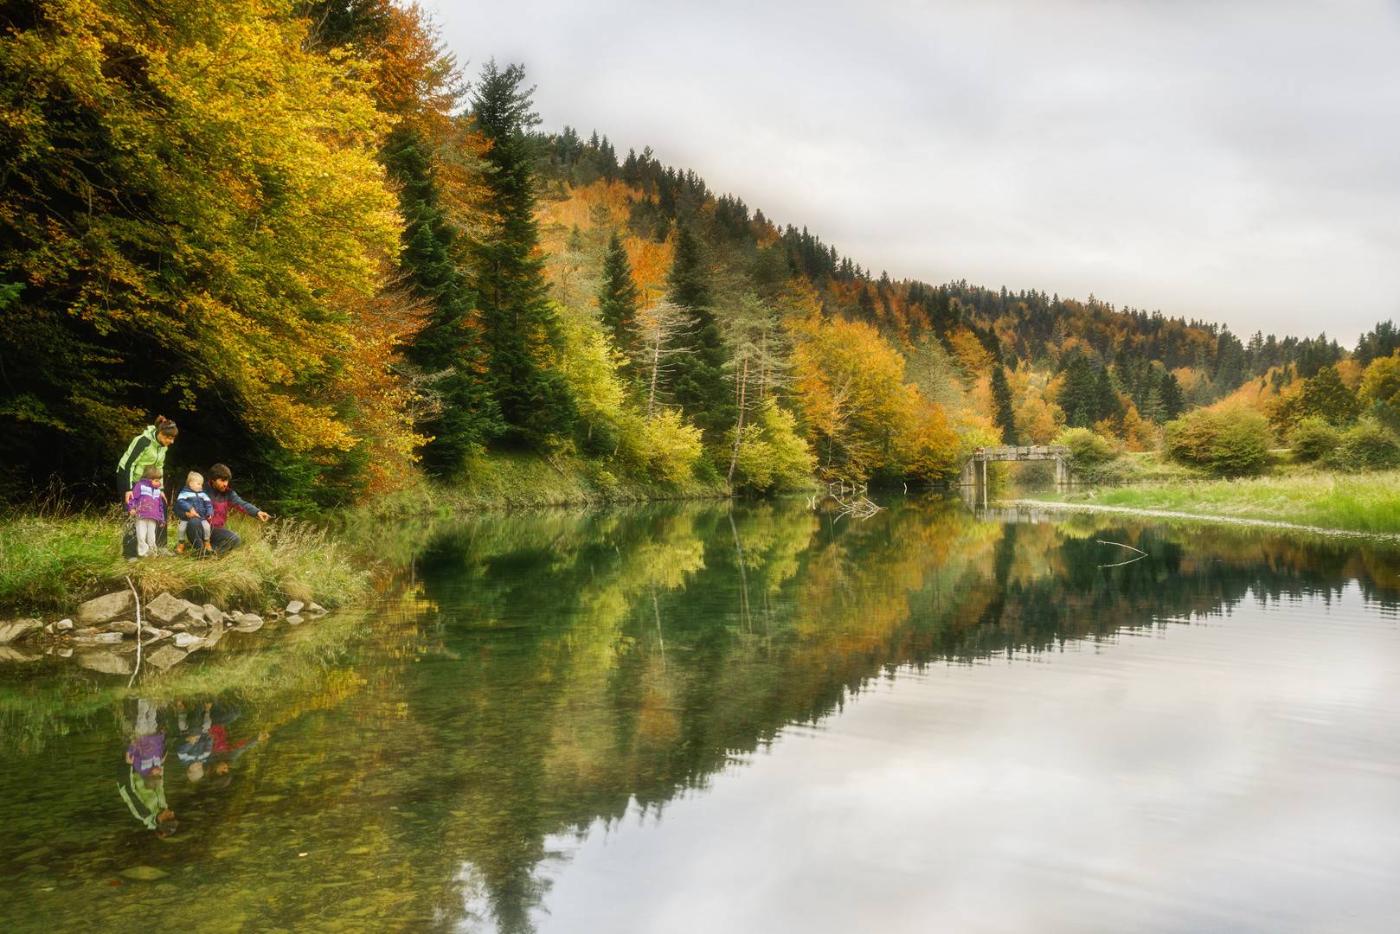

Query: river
[[2, 499, 1399, 932]]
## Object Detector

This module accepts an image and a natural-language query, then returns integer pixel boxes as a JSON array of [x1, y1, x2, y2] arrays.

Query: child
[[175, 471, 214, 556], [127, 465, 167, 558]]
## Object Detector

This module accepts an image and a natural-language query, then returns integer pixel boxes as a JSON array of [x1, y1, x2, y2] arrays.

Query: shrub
[[1325, 420, 1400, 472], [1055, 427, 1119, 466], [1164, 407, 1272, 476], [731, 400, 816, 493], [1288, 416, 1340, 463]]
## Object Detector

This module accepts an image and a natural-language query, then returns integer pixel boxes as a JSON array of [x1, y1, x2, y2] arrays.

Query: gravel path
[[1008, 498, 1400, 542]]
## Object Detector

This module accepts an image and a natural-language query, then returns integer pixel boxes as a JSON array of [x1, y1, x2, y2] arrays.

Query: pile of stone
[[0, 589, 327, 674]]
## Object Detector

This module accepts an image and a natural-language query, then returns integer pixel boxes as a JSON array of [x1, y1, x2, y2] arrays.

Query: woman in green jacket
[[116, 416, 178, 505], [116, 417, 178, 558]]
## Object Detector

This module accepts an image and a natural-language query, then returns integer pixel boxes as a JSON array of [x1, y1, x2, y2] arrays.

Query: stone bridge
[[959, 445, 1071, 487]]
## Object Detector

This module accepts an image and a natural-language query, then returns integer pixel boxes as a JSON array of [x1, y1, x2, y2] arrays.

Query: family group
[[117, 416, 269, 559]]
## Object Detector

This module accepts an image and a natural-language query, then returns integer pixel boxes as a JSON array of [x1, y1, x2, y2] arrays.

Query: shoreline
[[1006, 498, 1400, 542]]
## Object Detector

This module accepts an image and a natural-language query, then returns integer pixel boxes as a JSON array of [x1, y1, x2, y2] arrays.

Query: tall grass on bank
[[0, 510, 368, 616], [1039, 470, 1400, 534]]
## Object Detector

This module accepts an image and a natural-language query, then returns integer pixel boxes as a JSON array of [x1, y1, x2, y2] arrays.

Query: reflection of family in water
[[119, 697, 270, 834]]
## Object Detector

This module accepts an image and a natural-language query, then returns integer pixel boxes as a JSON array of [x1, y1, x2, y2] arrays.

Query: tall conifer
[[665, 226, 731, 439], [597, 232, 640, 364], [990, 365, 1017, 443], [469, 61, 575, 445]]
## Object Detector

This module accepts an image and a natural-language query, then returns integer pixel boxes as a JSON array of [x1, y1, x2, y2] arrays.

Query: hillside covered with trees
[[0, 0, 1388, 508]]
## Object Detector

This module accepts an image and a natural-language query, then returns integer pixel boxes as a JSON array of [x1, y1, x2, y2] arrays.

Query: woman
[[117, 415, 178, 500], [116, 416, 177, 556]]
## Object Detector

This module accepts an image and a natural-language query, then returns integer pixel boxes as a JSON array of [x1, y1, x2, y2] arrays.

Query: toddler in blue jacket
[[175, 471, 215, 556]]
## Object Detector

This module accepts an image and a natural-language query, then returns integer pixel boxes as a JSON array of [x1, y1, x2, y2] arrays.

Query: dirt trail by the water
[[1008, 498, 1400, 542]]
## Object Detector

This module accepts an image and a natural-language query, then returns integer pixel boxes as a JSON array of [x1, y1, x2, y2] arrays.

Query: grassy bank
[[1031, 469, 1400, 534], [0, 513, 370, 617], [0, 451, 732, 616]]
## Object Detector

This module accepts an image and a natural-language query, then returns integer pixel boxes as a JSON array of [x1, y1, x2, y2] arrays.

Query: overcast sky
[[421, 0, 1400, 345]]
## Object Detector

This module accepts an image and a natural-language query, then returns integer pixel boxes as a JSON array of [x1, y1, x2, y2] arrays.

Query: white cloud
[[423, 0, 1400, 344]]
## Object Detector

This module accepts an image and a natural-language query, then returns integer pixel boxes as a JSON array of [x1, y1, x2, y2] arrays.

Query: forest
[[2, 0, 1394, 510]]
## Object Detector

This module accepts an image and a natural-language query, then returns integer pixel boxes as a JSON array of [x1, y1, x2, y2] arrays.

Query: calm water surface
[[2, 500, 1399, 932]]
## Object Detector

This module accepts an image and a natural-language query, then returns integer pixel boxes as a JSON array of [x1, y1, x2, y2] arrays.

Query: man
[[206, 463, 269, 553]]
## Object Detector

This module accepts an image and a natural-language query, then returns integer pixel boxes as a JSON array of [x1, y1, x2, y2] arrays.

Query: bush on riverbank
[[1164, 407, 1273, 476], [1289, 417, 1340, 463], [1324, 419, 1400, 472], [0, 513, 367, 616]]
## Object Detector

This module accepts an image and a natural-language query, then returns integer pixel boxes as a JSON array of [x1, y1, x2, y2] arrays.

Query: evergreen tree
[[1297, 365, 1360, 425], [469, 61, 576, 446], [990, 364, 1017, 443], [597, 231, 640, 363], [1159, 371, 1185, 421], [392, 129, 502, 475], [665, 226, 731, 439]]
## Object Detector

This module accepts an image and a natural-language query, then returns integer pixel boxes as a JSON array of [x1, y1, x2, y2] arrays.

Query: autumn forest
[[2, 0, 1394, 509]]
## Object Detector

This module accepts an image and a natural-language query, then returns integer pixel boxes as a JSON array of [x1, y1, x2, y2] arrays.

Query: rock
[[172, 632, 203, 649], [231, 614, 263, 633], [47, 646, 73, 658], [72, 632, 125, 646], [77, 651, 134, 676], [55, 618, 74, 632], [104, 621, 139, 636], [120, 865, 168, 881], [305, 602, 326, 616], [0, 619, 42, 644], [184, 605, 206, 625], [285, 600, 305, 615], [286, 614, 304, 625], [202, 604, 225, 626], [73, 627, 100, 637], [0, 646, 41, 663], [144, 592, 193, 625], [144, 645, 188, 671], [197, 626, 226, 650], [169, 622, 188, 633], [76, 590, 133, 625]]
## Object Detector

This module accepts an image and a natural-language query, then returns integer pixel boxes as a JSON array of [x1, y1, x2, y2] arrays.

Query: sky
[[420, 0, 1400, 345]]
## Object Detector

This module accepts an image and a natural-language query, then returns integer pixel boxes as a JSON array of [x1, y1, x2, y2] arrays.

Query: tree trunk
[[727, 355, 750, 486]]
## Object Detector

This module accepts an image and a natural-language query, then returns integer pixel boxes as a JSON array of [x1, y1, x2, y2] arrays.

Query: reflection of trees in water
[[391, 504, 1400, 931], [9, 503, 1400, 931]]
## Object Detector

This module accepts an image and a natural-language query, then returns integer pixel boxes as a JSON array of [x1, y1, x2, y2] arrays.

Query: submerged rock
[[105, 621, 139, 636], [202, 604, 226, 626], [0, 619, 42, 644], [0, 646, 41, 663], [120, 865, 168, 881], [144, 592, 193, 625], [172, 632, 203, 649], [286, 614, 304, 625], [144, 645, 188, 671], [306, 602, 327, 617], [231, 614, 264, 633], [76, 590, 133, 625], [72, 632, 124, 646], [77, 650, 134, 676]]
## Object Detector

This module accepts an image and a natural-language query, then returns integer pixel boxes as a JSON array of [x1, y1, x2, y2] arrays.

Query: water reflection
[[2, 500, 1400, 931]]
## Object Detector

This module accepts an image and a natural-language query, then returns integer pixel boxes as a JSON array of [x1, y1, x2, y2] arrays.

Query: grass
[[0, 510, 369, 617], [1030, 468, 1400, 534], [0, 450, 731, 617]]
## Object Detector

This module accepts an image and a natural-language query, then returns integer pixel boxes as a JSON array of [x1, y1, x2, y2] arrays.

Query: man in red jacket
[[206, 463, 270, 553]]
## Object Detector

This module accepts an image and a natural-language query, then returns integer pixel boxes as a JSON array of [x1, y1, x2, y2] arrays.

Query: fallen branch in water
[[125, 575, 143, 688], [1096, 539, 1148, 568]]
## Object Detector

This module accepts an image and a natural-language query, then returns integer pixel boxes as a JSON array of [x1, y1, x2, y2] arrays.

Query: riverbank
[[1025, 469, 1400, 535], [0, 451, 734, 617]]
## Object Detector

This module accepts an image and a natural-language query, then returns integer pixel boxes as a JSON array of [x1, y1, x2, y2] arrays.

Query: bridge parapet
[[960, 445, 1071, 487]]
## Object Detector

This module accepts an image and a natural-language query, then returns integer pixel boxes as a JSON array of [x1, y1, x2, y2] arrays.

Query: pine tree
[[391, 129, 502, 475], [597, 231, 640, 364], [665, 226, 731, 439], [1159, 371, 1185, 421], [469, 61, 575, 445], [990, 364, 1016, 443]]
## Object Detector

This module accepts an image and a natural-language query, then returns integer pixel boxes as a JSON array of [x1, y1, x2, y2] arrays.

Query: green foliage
[[623, 410, 705, 486], [1165, 408, 1273, 476], [597, 231, 640, 364], [1324, 420, 1400, 472], [1059, 356, 1122, 428], [990, 365, 1017, 443], [731, 401, 816, 494], [1288, 416, 1340, 463], [1055, 428, 1119, 466], [469, 61, 577, 446], [665, 227, 731, 440]]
